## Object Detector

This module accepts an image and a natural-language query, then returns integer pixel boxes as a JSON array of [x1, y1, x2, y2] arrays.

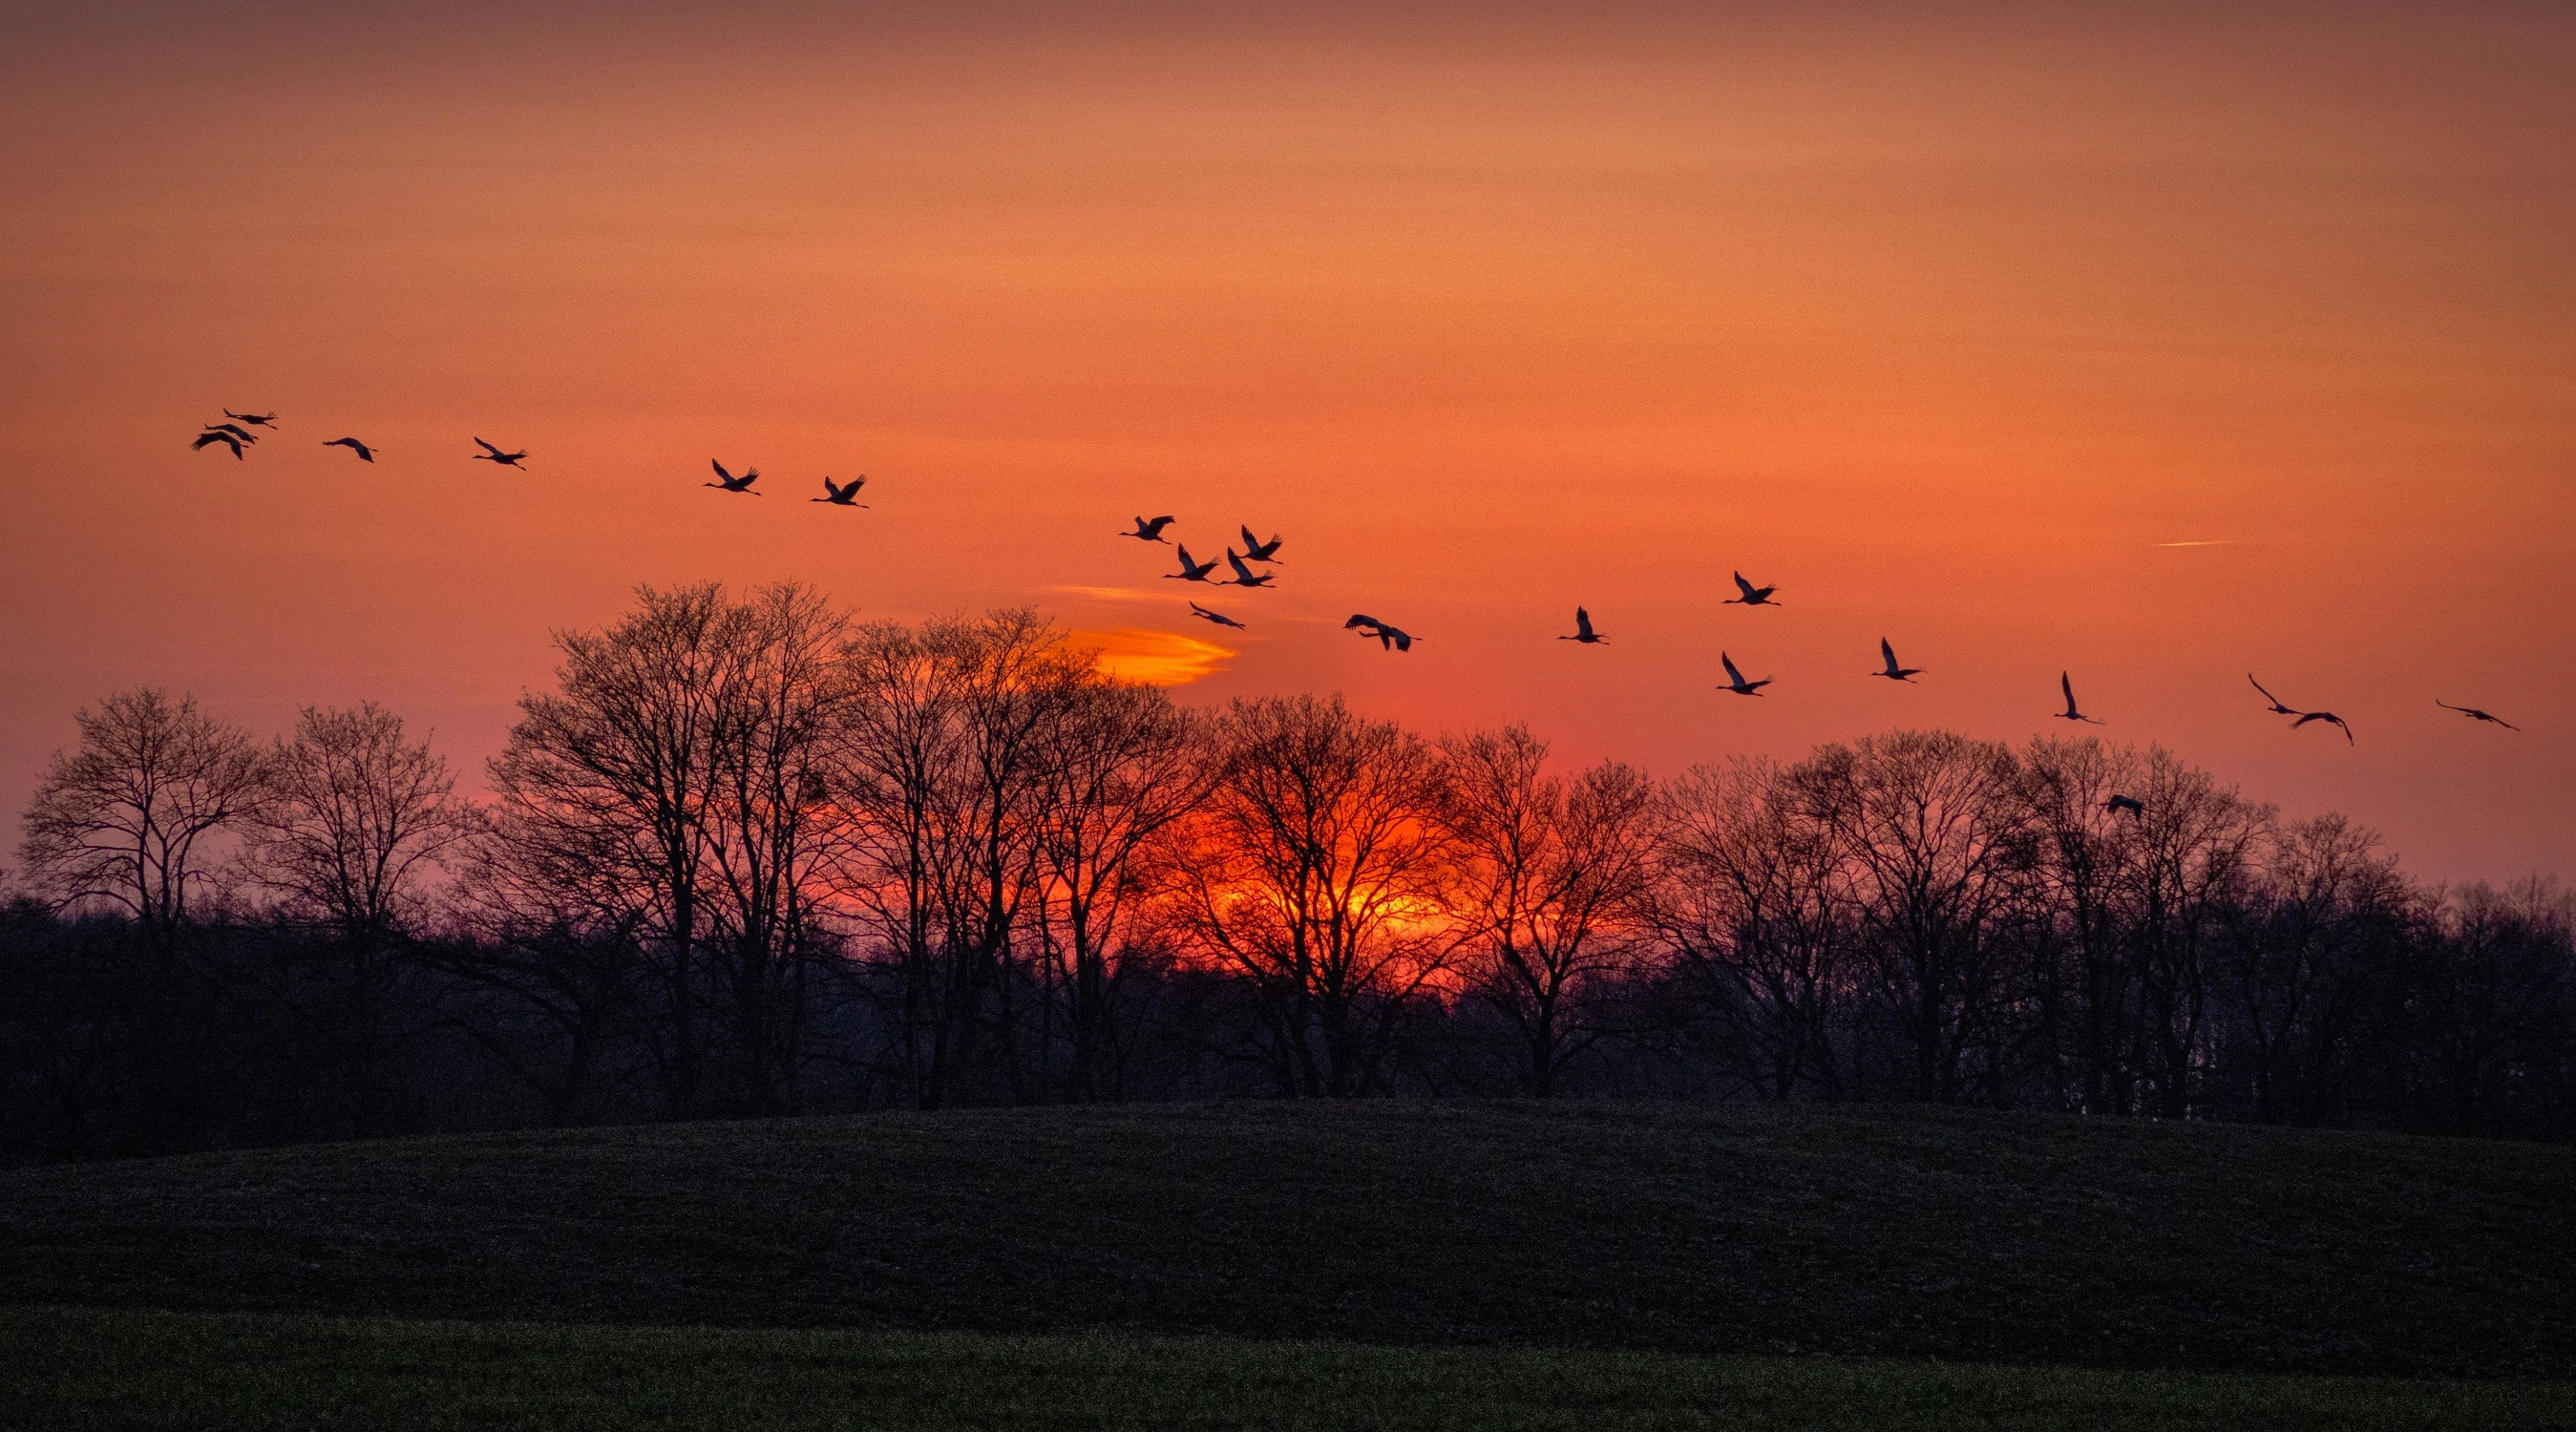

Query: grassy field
[[8, 1306, 2574, 1432], [5, 1101, 2572, 1381]]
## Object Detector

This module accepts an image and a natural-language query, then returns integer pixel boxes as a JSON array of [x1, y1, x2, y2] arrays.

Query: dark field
[[9, 1307, 2573, 1432], [5, 1102, 2572, 1380]]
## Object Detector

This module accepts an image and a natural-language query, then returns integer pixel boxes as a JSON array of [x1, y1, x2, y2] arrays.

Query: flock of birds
[[191, 408, 2525, 818]]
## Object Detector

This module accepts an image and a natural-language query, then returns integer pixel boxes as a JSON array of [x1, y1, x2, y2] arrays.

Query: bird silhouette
[[2103, 794, 2144, 818], [1124, 516, 1177, 543], [813, 475, 867, 506], [1224, 550, 1275, 588], [201, 422, 260, 445], [1723, 572, 1781, 607], [1874, 639, 1923, 682], [2292, 710, 2354, 745], [2249, 674, 2299, 716], [191, 430, 245, 459], [1559, 607, 1607, 644], [1164, 545, 1218, 582], [2054, 672, 2103, 725], [1346, 615, 1414, 652], [1240, 526, 1284, 562], [1717, 652, 1772, 696], [1189, 601, 1246, 630], [323, 437, 375, 462], [705, 460, 761, 495], [223, 410, 278, 428], [473, 437, 528, 468], [2435, 699, 2520, 731]]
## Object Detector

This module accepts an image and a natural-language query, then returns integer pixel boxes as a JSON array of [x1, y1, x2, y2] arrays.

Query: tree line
[[6, 583, 2570, 1163]]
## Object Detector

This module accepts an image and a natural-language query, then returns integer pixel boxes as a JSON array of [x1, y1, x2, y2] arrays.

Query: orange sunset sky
[[2, 2, 2570, 884]]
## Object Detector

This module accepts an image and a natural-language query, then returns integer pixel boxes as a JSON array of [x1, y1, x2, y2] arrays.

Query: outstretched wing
[[2061, 671, 2076, 708], [1574, 607, 1594, 639], [1732, 571, 1756, 600], [1227, 550, 1256, 581], [1881, 638, 1897, 669], [476, 437, 504, 457], [2249, 673, 2289, 709], [1721, 652, 1744, 684]]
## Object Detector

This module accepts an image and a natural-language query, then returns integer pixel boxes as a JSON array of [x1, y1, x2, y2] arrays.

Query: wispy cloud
[[1049, 584, 1161, 602], [2152, 540, 2246, 548], [1069, 627, 1235, 687]]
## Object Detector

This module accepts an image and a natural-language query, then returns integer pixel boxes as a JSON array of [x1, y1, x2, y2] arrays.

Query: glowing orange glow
[[1078, 629, 1236, 688], [0, 8, 2570, 884]]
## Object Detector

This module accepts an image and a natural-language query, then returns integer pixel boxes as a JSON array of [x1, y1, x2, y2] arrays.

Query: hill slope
[[3, 1102, 2569, 1379]]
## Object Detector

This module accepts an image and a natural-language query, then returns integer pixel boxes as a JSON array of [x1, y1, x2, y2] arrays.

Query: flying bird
[[1124, 516, 1177, 543], [473, 437, 528, 468], [223, 410, 278, 428], [705, 460, 761, 495], [2249, 674, 2299, 716], [201, 422, 259, 445], [2292, 710, 2354, 745], [2103, 795, 2144, 818], [1164, 545, 1218, 582], [323, 437, 374, 462], [1345, 615, 1414, 652], [191, 430, 244, 459], [1223, 550, 1275, 588], [1717, 652, 1771, 696], [813, 475, 867, 506], [1189, 601, 1245, 630], [2435, 699, 2519, 731], [1239, 526, 1284, 562], [1723, 572, 1781, 607], [1874, 639, 1923, 682], [1559, 607, 1607, 644], [2053, 672, 2103, 725]]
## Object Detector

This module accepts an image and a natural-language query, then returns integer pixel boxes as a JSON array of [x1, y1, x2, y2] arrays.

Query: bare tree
[[2220, 813, 2413, 1123], [485, 583, 746, 1117], [1170, 694, 1456, 1097], [692, 584, 853, 1114], [1790, 731, 2034, 1104], [2412, 878, 2576, 1136], [18, 688, 267, 943], [1440, 727, 1653, 1097], [2019, 738, 2269, 1117], [234, 703, 479, 1131], [245, 704, 478, 945], [1029, 675, 1211, 1101], [1651, 757, 1857, 1100], [831, 610, 1093, 1107]]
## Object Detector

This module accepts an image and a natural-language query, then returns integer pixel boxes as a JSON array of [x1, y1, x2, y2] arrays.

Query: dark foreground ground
[[8, 1308, 2573, 1432], [5, 1101, 2571, 1380]]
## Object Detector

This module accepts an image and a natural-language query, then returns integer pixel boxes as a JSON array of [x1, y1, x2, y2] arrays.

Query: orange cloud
[[1075, 628, 1235, 687]]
